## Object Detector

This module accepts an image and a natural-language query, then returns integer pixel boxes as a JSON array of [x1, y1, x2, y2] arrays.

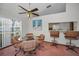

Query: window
[[13, 21, 22, 36], [0, 18, 22, 48]]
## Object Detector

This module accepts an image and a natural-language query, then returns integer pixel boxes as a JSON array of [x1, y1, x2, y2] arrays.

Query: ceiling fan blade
[[31, 8, 38, 12], [32, 13, 39, 16], [46, 5, 52, 8], [19, 5, 28, 11], [19, 12, 26, 14]]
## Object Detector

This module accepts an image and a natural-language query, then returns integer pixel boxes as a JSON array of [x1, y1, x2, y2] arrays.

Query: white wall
[[66, 3, 79, 31], [26, 3, 79, 47], [22, 18, 28, 37]]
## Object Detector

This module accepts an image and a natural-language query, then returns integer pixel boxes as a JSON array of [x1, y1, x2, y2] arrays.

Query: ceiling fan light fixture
[[27, 11, 32, 17], [27, 13, 29, 17]]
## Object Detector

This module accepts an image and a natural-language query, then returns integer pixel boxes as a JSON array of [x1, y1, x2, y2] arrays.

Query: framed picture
[[32, 19, 42, 30]]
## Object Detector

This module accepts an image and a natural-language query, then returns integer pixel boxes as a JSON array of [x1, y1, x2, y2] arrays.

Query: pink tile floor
[[0, 42, 79, 56]]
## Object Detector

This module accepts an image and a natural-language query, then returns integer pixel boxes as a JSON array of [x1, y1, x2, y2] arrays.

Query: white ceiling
[[0, 3, 66, 21]]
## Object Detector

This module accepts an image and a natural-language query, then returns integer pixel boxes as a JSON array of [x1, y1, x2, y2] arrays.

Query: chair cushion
[[64, 31, 79, 39], [50, 31, 59, 37], [20, 40, 37, 51]]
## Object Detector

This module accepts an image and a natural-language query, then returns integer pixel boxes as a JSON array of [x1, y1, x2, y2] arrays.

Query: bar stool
[[50, 31, 59, 47], [64, 31, 79, 53]]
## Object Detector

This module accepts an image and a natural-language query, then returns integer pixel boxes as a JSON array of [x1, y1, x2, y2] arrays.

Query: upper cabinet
[[48, 22, 77, 31]]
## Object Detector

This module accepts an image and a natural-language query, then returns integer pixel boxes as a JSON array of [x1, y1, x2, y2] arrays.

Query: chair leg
[[23, 51, 36, 56], [37, 43, 44, 50], [28, 51, 36, 56], [51, 37, 58, 47], [22, 47, 37, 56], [66, 40, 78, 54], [15, 48, 21, 56], [66, 46, 78, 54]]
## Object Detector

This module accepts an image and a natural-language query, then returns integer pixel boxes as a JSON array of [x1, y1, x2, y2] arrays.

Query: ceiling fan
[[18, 3, 39, 19]]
